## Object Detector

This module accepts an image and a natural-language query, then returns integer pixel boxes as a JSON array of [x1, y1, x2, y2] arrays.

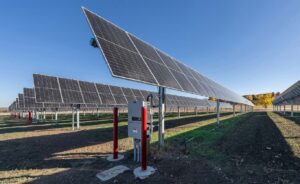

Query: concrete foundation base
[[96, 165, 129, 181], [106, 154, 124, 162], [133, 166, 156, 179]]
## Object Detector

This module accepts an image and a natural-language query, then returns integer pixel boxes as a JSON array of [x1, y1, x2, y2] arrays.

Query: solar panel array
[[9, 74, 232, 112], [32, 74, 233, 110], [83, 8, 253, 106], [273, 81, 300, 105]]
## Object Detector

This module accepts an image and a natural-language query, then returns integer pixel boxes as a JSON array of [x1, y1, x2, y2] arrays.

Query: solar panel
[[58, 78, 84, 104], [130, 35, 164, 65], [273, 81, 300, 105], [23, 88, 42, 109], [31, 74, 231, 110], [15, 98, 19, 110], [121, 87, 137, 102], [79, 81, 101, 105], [98, 38, 158, 85], [95, 83, 116, 105], [83, 8, 253, 106], [18, 94, 24, 109], [109, 86, 127, 104], [84, 10, 137, 52], [131, 89, 145, 101], [33, 74, 63, 103]]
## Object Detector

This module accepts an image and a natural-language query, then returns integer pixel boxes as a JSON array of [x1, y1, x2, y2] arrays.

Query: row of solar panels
[[83, 8, 253, 106], [8, 74, 233, 111], [273, 81, 300, 105]]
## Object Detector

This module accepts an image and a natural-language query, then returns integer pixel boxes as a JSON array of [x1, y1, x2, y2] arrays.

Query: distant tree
[[209, 97, 217, 101], [244, 92, 277, 107]]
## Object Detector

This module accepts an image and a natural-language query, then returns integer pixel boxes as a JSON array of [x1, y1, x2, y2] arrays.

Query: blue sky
[[1, 0, 300, 107]]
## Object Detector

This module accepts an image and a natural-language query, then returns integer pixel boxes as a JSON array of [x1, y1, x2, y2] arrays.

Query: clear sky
[[1, 0, 300, 107]]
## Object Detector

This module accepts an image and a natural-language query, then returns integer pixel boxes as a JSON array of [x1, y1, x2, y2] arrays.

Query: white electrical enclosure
[[128, 101, 150, 139]]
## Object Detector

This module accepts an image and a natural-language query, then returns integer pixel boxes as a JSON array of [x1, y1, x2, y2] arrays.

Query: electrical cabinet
[[128, 101, 150, 139]]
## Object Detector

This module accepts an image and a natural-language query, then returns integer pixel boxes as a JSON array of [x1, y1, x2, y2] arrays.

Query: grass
[[158, 113, 251, 162], [268, 112, 300, 158]]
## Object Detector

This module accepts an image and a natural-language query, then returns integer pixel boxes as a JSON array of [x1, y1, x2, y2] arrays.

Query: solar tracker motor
[[90, 38, 98, 48]]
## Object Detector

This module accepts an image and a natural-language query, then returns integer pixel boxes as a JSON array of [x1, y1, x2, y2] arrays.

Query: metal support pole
[[55, 110, 58, 121], [76, 108, 80, 129], [158, 87, 165, 147], [291, 104, 294, 117], [141, 106, 147, 170], [177, 106, 180, 118], [36, 111, 39, 121], [72, 108, 75, 130], [216, 100, 220, 125], [43, 110, 46, 120], [233, 104, 236, 117], [113, 107, 119, 159], [284, 105, 286, 115], [280, 105, 282, 113]]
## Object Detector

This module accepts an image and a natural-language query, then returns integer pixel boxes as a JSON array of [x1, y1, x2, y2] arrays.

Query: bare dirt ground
[[0, 112, 299, 184]]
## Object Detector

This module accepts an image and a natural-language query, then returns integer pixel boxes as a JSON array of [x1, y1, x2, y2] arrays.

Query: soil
[[0, 112, 299, 184]]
